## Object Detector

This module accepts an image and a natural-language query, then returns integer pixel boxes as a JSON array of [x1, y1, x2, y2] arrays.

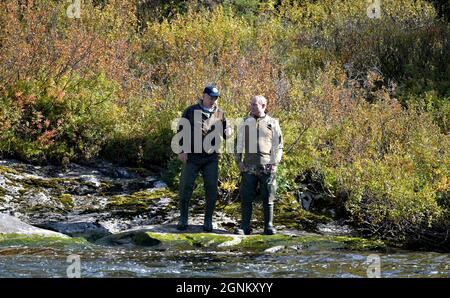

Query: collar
[[198, 99, 218, 113], [250, 113, 267, 119]]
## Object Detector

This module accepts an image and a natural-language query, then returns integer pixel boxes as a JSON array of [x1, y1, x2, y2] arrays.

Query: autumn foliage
[[0, 0, 448, 250]]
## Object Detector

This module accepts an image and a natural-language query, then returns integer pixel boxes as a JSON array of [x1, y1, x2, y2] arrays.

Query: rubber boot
[[177, 199, 188, 231], [203, 197, 215, 232], [203, 217, 213, 232], [239, 200, 252, 235], [263, 203, 276, 235]]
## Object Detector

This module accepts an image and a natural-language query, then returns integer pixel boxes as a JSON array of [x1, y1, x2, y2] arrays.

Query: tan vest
[[240, 115, 281, 165]]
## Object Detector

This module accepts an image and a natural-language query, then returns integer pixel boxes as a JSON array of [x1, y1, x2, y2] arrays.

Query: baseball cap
[[203, 85, 220, 97]]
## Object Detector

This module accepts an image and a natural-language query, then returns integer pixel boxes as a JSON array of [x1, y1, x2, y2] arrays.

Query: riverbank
[[1, 159, 449, 277], [0, 158, 446, 253], [0, 158, 353, 238]]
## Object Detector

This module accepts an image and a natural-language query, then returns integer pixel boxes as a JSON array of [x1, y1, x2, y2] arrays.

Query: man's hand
[[237, 162, 246, 173], [178, 153, 188, 164], [270, 164, 278, 173]]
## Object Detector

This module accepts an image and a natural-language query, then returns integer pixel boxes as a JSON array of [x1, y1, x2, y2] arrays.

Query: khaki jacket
[[235, 114, 283, 165]]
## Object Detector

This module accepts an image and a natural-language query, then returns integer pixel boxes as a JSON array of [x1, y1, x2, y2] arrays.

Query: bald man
[[235, 95, 284, 235]]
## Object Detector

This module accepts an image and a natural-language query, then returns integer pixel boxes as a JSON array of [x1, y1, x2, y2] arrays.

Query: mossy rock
[[95, 231, 153, 246], [96, 229, 385, 252], [0, 165, 20, 175], [107, 188, 177, 211], [276, 209, 332, 231], [97, 231, 234, 249], [238, 234, 296, 251], [58, 194, 74, 209], [21, 177, 65, 190], [131, 231, 162, 246], [144, 232, 234, 248], [99, 181, 124, 195], [274, 192, 333, 231], [237, 234, 386, 252], [0, 233, 90, 248]]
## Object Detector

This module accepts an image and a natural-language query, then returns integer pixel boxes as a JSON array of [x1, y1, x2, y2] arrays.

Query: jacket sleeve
[[177, 107, 192, 153], [235, 118, 245, 163], [270, 118, 283, 164], [223, 116, 228, 139]]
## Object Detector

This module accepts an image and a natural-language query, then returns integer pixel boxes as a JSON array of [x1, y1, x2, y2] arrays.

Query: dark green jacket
[[177, 100, 228, 159]]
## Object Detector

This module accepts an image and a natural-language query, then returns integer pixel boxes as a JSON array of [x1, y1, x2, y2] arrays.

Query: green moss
[[276, 209, 332, 230], [0, 233, 89, 248], [0, 187, 6, 197], [97, 229, 386, 252], [21, 177, 64, 189], [17, 188, 27, 196], [99, 181, 123, 195], [74, 178, 102, 188], [239, 234, 296, 250], [58, 194, 74, 209], [145, 232, 233, 248], [237, 234, 386, 252], [99, 231, 232, 248], [0, 165, 20, 175], [107, 189, 176, 210], [275, 192, 333, 231]]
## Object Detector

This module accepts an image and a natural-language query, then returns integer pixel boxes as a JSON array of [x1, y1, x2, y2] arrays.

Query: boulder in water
[[0, 213, 69, 238]]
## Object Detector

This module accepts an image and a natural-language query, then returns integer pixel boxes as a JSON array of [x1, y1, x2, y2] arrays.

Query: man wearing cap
[[176, 84, 230, 232], [234, 95, 283, 235]]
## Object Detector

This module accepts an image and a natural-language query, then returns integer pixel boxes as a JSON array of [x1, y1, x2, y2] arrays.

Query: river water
[[0, 242, 448, 278]]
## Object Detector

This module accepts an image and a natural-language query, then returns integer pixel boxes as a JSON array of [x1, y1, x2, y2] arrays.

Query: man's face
[[203, 93, 218, 108], [250, 98, 266, 117]]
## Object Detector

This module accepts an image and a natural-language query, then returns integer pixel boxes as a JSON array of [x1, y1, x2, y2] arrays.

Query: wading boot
[[263, 203, 276, 235]]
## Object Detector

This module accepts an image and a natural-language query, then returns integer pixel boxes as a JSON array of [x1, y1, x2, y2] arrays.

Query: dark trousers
[[178, 156, 219, 225], [239, 171, 276, 230]]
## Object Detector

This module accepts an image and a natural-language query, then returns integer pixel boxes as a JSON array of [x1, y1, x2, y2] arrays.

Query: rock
[[27, 192, 53, 207], [288, 244, 304, 251], [264, 245, 286, 253], [300, 192, 314, 210], [93, 225, 386, 252], [145, 176, 157, 182], [153, 181, 167, 188], [72, 185, 96, 195], [80, 175, 101, 188], [0, 213, 69, 238], [131, 231, 162, 246], [95, 230, 161, 247], [317, 222, 355, 236], [218, 235, 243, 247], [37, 221, 111, 241], [0, 174, 23, 196], [115, 168, 132, 179], [0, 174, 6, 187]]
